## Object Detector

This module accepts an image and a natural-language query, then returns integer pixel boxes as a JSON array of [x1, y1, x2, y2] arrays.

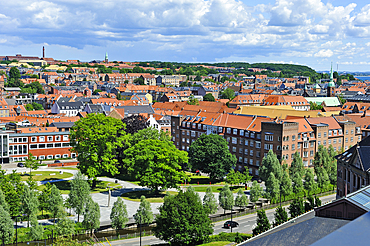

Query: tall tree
[[218, 184, 234, 213], [292, 172, 304, 196], [313, 145, 331, 174], [154, 190, 213, 245], [203, 93, 215, 102], [227, 169, 240, 186], [259, 150, 283, 182], [0, 189, 9, 213], [20, 186, 39, 227], [124, 139, 188, 193], [280, 171, 292, 201], [70, 113, 129, 186], [121, 114, 149, 135], [203, 187, 218, 215], [0, 206, 14, 244], [189, 134, 237, 180], [253, 210, 271, 236], [130, 127, 171, 146], [289, 152, 305, 177], [250, 181, 263, 202], [134, 196, 154, 226], [48, 184, 64, 222], [316, 167, 330, 192], [68, 171, 91, 223], [265, 173, 280, 201], [187, 95, 199, 105], [24, 153, 41, 176], [0, 170, 24, 217], [235, 188, 249, 210], [304, 169, 317, 196], [83, 197, 100, 234], [110, 197, 129, 229], [273, 206, 288, 226], [38, 182, 52, 216], [288, 198, 304, 218], [221, 88, 235, 99], [28, 214, 44, 241], [55, 215, 76, 236]]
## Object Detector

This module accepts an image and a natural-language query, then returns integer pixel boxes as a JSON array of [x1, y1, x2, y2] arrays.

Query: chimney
[[43, 46, 45, 58], [362, 110, 366, 118]]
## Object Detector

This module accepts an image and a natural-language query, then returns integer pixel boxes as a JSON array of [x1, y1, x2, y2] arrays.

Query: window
[[232, 147, 236, 152], [250, 141, 254, 147], [239, 157, 242, 162], [249, 159, 253, 165], [310, 150, 314, 156], [63, 135, 68, 141], [329, 130, 332, 136], [292, 135, 296, 141], [265, 135, 273, 141], [245, 131, 249, 137], [47, 143, 53, 148], [191, 131, 195, 137], [203, 125, 206, 130], [39, 136, 45, 142], [346, 130, 348, 135], [39, 144, 46, 148], [54, 143, 62, 148], [303, 142, 308, 148], [256, 160, 260, 166], [292, 144, 295, 150], [63, 154, 68, 158], [23, 138, 27, 142], [351, 129, 354, 134], [244, 158, 248, 164], [47, 136, 53, 142], [329, 140, 332, 145], [233, 129, 237, 135], [187, 131, 189, 136], [227, 128, 231, 134], [324, 132, 327, 137], [250, 150, 253, 156], [339, 129, 342, 135], [323, 140, 326, 145], [232, 137, 237, 144], [39, 156, 45, 160], [250, 132, 255, 138], [303, 151, 308, 157], [47, 155, 53, 159], [346, 138, 348, 143], [218, 127, 223, 132], [257, 151, 260, 158], [339, 138, 342, 143], [245, 140, 248, 146], [30, 144, 37, 149], [240, 139, 243, 145], [239, 148, 243, 154], [198, 124, 201, 129], [186, 138, 189, 143], [257, 134, 261, 139], [351, 137, 353, 142], [256, 141, 261, 149], [264, 144, 273, 150], [311, 142, 314, 147], [240, 130, 244, 136]]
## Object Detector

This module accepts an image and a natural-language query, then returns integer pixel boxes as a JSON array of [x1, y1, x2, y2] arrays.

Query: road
[[100, 194, 336, 246]]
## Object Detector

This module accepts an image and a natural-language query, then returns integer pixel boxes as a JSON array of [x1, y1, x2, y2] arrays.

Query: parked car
[[17, 162, 24, 167], [54, 160, 61, 163], [224, 221, 239, 229]]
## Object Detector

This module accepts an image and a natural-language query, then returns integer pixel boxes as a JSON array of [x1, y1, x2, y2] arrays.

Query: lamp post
[[14, 215, 23, 246], [139, 215, 142, 246], [44, 228, 53, 245], [230, 208, 233, 233]]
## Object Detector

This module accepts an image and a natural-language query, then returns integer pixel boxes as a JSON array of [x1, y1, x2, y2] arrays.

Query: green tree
[[219, 184, 234, 213], [123, 139, 188, 193], [265, 173, 280, 201], [280, 171, 292, 201], [288, 198, 304, 218], [154, 190, 213, 245], [0, 170, 25, 217], [48, 184, 64, 222], [38, 182, 52, 216], [9, 67, 21, 80], [250, 181, 263, 202], [305, 194, 315, 212], [253, 209, 271, 236], [134, 196, 153, 226], [55, 215, 76, 236], [189, 134, 237, 180], [31, 102, 44, 110], [28, 214, 44, 240], [259, 149, 283, 182], [70, 113, 129, 185], [110, 197, 129, 229], [292, 172, 304, 196], [131, 127, 171, 146], [24, 153, 41, 176], [315, 196, 322, 207], [0, 206, 14, 244], [227, 169, 240, 186], [134, 77, 145, 85], [316, 167, 330, 192], [313, 145, 330, 174], [0, 189, 9, 213], [25, 104, 34, 111], [289, 152, 305, 177], [83, 197, 100, 234], [203, 93, 215, 102], [20, 186, 39, 227], [221, 88, 235, 99], [187, 95, 199, 105], [304, 169, 317, 196], [203, 187, 218, 215], [68, 171, 91, 223], [273, 206, 288, 226], [235, 188, 249, 210], [121, 114, 149, 135]]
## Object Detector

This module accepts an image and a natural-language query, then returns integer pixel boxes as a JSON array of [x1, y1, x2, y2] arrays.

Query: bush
[[208, 232, 252, 243]]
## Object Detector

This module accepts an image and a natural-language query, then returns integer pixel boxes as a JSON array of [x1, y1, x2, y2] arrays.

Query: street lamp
[[44, 228, 54, 246], [230, 208, 233, 233], [139, 216, 142, 246]]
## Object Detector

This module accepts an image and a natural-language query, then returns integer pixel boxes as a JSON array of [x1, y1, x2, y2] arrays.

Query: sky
[[1, 0, 370, 72]]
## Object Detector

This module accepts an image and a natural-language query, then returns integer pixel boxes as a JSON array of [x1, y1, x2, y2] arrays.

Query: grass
[[51, 166, 79, 170], [37, 180, 121, 194], [19, 171, 73, 181], [121, 190, 178, 203], [188, 185, 247, 193], [198, 242, 233, 246]]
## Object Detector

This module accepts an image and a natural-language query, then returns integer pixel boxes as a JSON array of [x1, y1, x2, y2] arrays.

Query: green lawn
[[199, 242, 233, 246], [186, 185, 247, 193], [121, 190, 178, 203], [51, 166, 79, 170], [19, 171, 73, 182], [37, 180, 121, 194]]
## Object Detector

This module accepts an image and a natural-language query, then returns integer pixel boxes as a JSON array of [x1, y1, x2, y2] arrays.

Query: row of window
[[29, 143, 70, 149], [31, 135, 69, 142], [9, 145, 28, 155]]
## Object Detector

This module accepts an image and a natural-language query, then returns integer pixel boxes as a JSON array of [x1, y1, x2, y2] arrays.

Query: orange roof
[[284, 118, 313, 133], [305, 117, 341, 130], [246, 117, 275, 132], [17, 127, 59, 133]]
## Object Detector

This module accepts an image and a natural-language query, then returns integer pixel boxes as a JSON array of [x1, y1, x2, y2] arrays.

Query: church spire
[[105, 52, 108, 63], [330, 62, 333, 83]]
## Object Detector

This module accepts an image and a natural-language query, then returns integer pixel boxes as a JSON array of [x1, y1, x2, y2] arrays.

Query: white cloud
[[314, 49, 334, 57]]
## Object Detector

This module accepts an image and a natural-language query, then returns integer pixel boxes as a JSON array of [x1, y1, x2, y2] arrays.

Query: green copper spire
[[328, 62, 335, 87], [105, 52, 108, 60]]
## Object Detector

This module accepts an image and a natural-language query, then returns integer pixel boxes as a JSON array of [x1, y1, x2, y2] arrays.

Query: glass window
[[39, 136, 45, 142]]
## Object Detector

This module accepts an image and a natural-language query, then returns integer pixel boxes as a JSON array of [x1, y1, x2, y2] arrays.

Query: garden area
[[37, 180, 121, 194], [19, 171, 73, 182]]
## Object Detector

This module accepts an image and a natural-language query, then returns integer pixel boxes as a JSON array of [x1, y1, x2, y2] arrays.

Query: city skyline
[[1, 0, 370, 71]]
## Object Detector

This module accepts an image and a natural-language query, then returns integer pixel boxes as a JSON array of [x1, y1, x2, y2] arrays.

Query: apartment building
[[172, 113, 360, 177]]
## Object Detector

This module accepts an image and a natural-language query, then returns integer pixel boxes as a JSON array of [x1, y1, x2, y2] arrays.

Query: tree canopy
[[189, 134, 236, 180], [70, 114, 129, 183], [203, 93, 215, 102], [259, 149, 283, 182]]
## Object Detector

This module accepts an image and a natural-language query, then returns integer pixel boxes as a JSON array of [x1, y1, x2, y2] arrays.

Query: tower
[[42, 46, 45, 58], [105, 52, 108, 63], [327, 63, 335, 97]]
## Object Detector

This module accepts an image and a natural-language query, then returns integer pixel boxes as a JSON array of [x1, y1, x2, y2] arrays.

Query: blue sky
[[1, 0, 370, 72]]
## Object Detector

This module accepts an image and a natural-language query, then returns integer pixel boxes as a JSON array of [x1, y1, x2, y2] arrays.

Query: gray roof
[[242, 212, 349, 246], [57, 101, 84, 109], [116, 105, 154, 115], [49, 122, 75, 128], [336, 136, 370, 172], [311, 211, 370, 246]]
